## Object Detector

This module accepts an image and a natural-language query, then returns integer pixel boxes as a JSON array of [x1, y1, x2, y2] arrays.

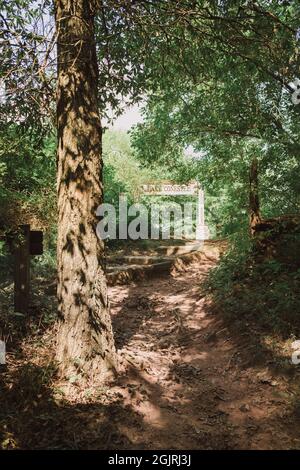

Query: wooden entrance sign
[[141, 181, 210, 241]]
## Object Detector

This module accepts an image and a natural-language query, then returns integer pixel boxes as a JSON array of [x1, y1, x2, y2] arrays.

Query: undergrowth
[[206, 230, 300, 338]]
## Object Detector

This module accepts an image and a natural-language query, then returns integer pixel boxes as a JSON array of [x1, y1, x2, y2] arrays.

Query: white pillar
[[0, 340, 5, 365], [195, 188, 210, 240]]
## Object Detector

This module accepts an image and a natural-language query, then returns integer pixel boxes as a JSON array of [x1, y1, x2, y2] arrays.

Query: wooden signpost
[[13, 224, 43, 313], [29, 230, 44, 256]]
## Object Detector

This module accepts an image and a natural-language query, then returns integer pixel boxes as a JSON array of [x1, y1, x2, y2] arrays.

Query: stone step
[[107, 241, 205, 266], [108, 255, 171, 266], [106, 250, 209, 285], [107, 262, 168, 285], [156, 241, 204, 256]]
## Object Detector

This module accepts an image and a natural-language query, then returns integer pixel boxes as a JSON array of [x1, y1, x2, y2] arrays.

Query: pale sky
[[106, 103, 203, 159], [107, 104, 144, 131]]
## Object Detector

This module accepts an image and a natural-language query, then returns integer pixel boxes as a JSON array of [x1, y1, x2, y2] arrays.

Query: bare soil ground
[[1, 242, 300, 449]]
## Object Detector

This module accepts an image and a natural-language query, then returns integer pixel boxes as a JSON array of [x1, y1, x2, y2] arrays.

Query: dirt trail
[[2, 243, 300, 449], [107, 250, 300, 450]]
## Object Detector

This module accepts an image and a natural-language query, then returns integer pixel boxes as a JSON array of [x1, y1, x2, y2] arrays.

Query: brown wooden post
[[14, 224, 30, 313], [249, 158, 262, 237]]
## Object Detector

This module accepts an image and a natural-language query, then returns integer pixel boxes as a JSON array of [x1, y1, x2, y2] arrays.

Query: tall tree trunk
[[249, 157, 262, 237], [54, 0, 117, 377]]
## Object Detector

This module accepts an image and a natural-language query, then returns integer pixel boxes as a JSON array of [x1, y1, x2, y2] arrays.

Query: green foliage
[[1, 0, 300, 283], [206, 231, 300, 337], [131, 11, 300, 236], [0, 0, 54, 126], [103, 129, 153, 204], [0, 124, 56, 234]]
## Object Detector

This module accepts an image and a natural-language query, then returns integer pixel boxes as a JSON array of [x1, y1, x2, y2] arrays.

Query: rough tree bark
[[249, 157, 262, 237], [54, 0, 117, 377]]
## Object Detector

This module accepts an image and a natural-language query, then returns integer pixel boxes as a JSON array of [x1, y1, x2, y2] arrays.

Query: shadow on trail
[[110, 253, 300, 450], [2, 248, 300, 449], [0, 362, 140, 450]]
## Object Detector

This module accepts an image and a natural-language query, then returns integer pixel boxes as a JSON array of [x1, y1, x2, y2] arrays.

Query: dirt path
[[2, 245, 300, 449], [107, 252, 300, 450]]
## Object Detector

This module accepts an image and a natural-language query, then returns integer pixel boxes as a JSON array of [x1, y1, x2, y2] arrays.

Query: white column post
[[196, 188, 205, 240]]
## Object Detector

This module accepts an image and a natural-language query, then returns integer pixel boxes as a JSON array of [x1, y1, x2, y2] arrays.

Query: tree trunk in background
[[54, 0, 117, 377], [249, 157, 262, 237]]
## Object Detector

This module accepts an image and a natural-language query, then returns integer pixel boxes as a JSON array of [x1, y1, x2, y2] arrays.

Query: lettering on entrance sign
[[141, 181, 199, 196]]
